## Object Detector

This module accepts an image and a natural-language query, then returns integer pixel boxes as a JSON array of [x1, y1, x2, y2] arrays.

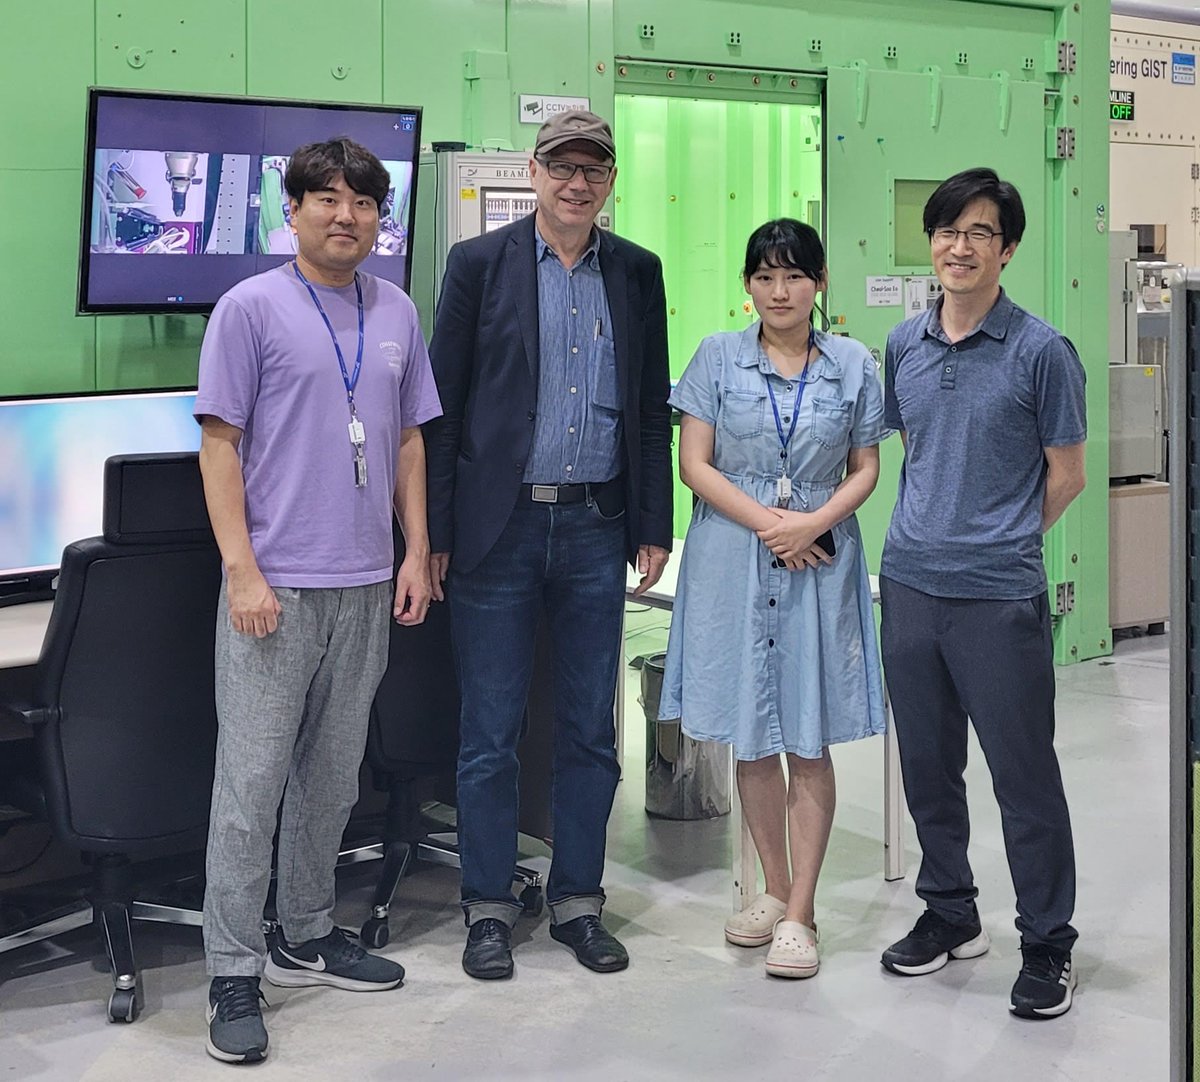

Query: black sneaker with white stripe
[[264, 926, 404, 992], [881, 908, 990, 976], [1010, 944, 1076, 1019]]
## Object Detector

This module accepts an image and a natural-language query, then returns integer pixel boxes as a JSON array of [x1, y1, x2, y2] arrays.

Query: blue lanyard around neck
[[765, 325, 816, 453], [292, 261, 364, 407]]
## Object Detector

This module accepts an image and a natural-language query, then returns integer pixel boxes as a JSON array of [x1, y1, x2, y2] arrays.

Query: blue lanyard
[[765, 326, 816, 453], [292, 261, 364, 409]]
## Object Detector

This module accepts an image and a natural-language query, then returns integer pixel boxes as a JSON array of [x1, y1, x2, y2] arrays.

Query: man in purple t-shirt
[[194, 138, 441, 1065]]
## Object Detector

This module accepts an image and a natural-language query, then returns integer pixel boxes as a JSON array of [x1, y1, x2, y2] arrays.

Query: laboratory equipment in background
[[1107, 230, 1170, 633], [1108, 232, 1170, 482]]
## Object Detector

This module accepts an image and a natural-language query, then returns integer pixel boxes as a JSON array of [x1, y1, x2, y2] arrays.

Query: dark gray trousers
[[879, 576, 1077, 950]]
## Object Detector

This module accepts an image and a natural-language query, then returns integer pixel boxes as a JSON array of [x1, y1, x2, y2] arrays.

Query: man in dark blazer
[[425, 109, 673, 980]]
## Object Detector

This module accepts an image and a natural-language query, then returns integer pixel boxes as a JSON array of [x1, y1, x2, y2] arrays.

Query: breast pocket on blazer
[[810, 397, 852, 448], [719, 390, 766, 440], [592, 336, 621, 412]]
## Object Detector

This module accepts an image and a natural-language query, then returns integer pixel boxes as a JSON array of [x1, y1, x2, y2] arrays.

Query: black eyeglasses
[[536, 157, 614, 184], [931, 226, 1003, 247]]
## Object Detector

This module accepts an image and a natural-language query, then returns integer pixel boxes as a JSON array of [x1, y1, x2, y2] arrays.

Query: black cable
[[0, 822, 54, 876]]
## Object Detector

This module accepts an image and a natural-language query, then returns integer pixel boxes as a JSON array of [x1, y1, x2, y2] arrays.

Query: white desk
[[625, 553, 906, 912], [0, 601, 53, 670]]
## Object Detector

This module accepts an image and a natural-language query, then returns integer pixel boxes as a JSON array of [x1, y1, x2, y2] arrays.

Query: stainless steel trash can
[[641, 653, 732, 820]]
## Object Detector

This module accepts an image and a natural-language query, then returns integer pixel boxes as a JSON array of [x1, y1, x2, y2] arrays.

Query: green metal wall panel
[[95, 0, 246, 95], [248, 0, 383, 102], [612, 0, 1053, 78], [383, 0, 506, 144], [0, 1, 95, 169], [0, 169, 97, 395], [94, 315, 207, 392]]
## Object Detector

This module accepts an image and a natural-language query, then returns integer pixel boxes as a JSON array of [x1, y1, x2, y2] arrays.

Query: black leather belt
[[522, 482, 592, 504], [521, 478, 621, 505]]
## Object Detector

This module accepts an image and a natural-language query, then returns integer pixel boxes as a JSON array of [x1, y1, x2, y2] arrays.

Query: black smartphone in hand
[[813, 528, 837, 559]]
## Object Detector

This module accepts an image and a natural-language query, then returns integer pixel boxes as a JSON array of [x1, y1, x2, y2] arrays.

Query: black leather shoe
[[549, 915, 629, 973], [462, 918, 514, 980]]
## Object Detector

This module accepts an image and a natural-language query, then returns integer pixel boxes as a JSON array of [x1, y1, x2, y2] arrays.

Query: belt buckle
[[530, 484, 558, 503]]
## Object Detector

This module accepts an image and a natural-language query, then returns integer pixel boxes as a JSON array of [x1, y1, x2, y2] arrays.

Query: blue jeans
[[448, 497, 627, 926]]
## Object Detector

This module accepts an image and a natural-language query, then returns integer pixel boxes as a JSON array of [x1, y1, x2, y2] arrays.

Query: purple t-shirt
[[195, 264, 442, 588]]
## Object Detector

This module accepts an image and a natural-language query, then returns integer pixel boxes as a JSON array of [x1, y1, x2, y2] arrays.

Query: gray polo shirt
[[881, 289, 1086, 600]]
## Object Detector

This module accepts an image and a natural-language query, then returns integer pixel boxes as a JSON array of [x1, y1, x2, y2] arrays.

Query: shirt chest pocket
[[719, 389, 766, 440], [592, 336, 621, 412], [810, 397, 852, 448]]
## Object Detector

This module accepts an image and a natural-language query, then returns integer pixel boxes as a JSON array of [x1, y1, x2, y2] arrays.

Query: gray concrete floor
[[0, 617, 1170, 1081]]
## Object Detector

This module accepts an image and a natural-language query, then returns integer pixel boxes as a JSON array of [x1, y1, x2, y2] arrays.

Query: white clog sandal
[[765, 919, 819, 978], [723, 893, 788, 947]]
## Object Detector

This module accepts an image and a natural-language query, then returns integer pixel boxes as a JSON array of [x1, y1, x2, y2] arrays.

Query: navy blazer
[[425, 214, 674, 574]]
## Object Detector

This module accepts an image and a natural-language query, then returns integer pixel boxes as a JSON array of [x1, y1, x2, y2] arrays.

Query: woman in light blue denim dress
[[659, 220, 888, 979]]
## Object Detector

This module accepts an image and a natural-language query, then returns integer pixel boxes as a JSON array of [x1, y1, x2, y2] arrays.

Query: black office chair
[[0, 452, 221, 1022], [354, 525, 546, 949]]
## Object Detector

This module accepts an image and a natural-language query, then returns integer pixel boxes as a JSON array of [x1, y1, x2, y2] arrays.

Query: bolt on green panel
[[96, 0, 246, 95], [248, 0, 383, 103]]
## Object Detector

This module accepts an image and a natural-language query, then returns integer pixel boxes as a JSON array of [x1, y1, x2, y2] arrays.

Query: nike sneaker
[[264, 926, 404, 991]]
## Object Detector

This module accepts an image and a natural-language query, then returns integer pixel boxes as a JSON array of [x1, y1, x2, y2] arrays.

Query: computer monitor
[[0, 391, 201, 597], [78, 88, 422, 314]]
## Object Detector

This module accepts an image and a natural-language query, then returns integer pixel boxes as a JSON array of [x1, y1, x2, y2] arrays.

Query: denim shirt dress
[[658, 322, 889, 760]]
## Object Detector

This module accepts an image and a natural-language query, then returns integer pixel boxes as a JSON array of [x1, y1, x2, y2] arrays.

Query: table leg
[[731, 749, 756, 912]]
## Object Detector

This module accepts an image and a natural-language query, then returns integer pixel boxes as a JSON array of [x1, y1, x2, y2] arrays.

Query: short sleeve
[[194, 294, 260, 430], [850, 351, 889, 447], [668, 335, 722, 426], [397, 304, 443, 428], [1035, 335, 1087, 447], [883, 330, 904, 433]]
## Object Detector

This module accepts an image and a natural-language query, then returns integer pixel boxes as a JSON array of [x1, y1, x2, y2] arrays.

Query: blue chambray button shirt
[[523, 227, 621, 485]]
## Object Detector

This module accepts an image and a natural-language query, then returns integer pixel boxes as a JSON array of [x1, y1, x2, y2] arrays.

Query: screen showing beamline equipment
[[0, 391, 200, 577], [79, 88, 422, 314]]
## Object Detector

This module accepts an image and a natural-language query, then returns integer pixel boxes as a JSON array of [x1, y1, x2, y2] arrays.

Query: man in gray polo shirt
[[877, 168, 1087, 1019]]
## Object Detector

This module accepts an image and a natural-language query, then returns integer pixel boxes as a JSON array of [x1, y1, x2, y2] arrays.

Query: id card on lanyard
[[765, 327, 815, 508], [293, 262, 368, 487]]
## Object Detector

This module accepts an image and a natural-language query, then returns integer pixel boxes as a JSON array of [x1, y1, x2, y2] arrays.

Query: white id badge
[[348, 418, 366, 447], [775, 476, 792, 506]]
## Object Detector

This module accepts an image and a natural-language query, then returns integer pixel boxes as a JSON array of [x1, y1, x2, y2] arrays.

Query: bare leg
[[784, 750, 836, 927], [736, 755, 790, 903]]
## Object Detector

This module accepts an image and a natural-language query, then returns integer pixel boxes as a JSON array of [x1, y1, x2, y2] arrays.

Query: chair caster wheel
[[361, 917, 390, 949], [519, 886, 544, 916], [108, 987, 139, 1023]]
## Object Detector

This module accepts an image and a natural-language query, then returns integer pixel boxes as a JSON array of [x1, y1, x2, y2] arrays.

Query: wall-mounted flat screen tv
[[78, 88, 422, 315]]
